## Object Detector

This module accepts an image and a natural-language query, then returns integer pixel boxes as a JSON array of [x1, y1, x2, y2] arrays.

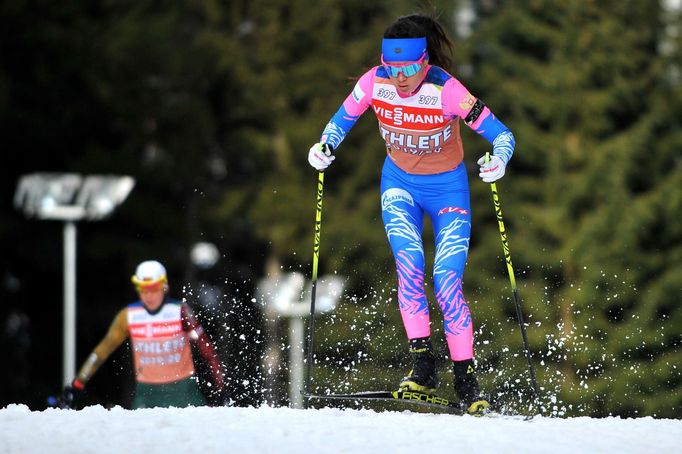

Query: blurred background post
[[256, 263, 344, 409]]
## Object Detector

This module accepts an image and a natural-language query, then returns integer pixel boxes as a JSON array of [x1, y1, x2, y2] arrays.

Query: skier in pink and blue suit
[[308, 13, 515, 415]]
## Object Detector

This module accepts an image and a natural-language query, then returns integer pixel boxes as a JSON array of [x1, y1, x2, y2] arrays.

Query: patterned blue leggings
[[381, 157, 474, 360]]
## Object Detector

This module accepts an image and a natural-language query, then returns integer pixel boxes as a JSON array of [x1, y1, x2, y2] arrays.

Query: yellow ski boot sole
[[398, 379, 437, 395], [466, 399, 490, 416]]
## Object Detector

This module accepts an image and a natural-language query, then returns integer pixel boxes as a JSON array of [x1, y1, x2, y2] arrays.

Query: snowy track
[[1, 404, 680, 453]]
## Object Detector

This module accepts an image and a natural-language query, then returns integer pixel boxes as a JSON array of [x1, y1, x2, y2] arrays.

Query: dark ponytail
[[383, 13, 454, 71]]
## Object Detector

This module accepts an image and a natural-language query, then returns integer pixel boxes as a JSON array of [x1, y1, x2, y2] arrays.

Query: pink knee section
[[400, 312, 431, 340], [445, 329, 474, 361]]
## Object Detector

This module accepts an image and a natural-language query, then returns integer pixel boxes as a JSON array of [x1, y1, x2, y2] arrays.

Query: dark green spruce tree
[[461, 0, 682, 417]]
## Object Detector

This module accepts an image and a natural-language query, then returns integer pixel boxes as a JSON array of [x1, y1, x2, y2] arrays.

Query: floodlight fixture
[[14, 173, 135, 221]]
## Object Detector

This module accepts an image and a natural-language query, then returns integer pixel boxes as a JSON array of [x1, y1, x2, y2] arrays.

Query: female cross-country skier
[[307, 13, 515, 415], [59, 260, 226, 409]]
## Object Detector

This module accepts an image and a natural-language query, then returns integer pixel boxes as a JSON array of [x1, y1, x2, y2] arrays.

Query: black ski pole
[[485, 153, 542, 413], [303, 170, 325, 406]]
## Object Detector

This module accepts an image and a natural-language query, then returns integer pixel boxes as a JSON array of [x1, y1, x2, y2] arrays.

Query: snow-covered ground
[[1, 403, 680, 453]]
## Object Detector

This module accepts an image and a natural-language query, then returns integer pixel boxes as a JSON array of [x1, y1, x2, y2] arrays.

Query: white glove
[[477, 154, 506, 183], [308, 143, 335, 171]]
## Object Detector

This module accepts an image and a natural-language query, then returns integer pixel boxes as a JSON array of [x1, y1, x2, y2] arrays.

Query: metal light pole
[[14, 173, 135, 386], [63, 220, 77, 386]]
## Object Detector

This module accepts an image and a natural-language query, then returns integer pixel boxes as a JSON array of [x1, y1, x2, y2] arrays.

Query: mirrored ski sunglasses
[[381, 52, 427, 78]]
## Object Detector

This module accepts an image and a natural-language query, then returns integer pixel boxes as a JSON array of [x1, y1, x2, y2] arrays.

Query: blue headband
[[381, 37, 427, 62]]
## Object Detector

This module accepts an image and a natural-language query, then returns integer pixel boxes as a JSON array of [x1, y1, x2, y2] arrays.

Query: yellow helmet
[[131, 260, 168, 290]]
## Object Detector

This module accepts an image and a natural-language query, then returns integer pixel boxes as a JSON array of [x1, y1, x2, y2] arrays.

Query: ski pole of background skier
[[304, 170, 325, 406], [485, 152, 542, 413]]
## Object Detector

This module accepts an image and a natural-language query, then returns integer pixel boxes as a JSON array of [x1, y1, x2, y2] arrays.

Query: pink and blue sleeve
[[319, 68, 376, 150], [442, 77, 515, 165]]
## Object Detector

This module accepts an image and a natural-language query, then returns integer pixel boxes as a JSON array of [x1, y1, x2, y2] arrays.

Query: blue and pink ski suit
[[319, 64, 515, 361]]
